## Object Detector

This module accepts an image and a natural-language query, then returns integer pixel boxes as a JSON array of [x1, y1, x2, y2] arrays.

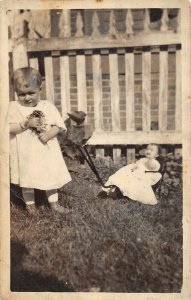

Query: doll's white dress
[[103, 158, 162, 205], [9, 100, 71, 190]]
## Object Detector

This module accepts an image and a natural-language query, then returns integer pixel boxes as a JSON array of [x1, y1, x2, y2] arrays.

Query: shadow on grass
[[11, 239, 74, 292]]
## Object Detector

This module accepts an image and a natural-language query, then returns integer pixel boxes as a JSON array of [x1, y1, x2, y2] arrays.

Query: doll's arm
[[130, 161, 139, 172], [147, 159, 160, 171], [38, 125, 63, 143]]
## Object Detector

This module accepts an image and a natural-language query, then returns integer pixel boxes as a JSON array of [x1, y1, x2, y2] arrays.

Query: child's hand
[[38, 132, 50, 144], [38, 126, 60, 143]]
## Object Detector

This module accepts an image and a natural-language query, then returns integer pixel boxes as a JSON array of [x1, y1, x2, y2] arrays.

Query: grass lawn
[[10, 157, 183, 293]]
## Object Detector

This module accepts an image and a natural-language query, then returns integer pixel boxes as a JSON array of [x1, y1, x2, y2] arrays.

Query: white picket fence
[[8, 9, 182, 162]]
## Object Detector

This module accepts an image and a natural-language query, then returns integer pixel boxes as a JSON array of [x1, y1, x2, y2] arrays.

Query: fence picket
[[92, 54, 103, 130], [59, 10, 71, 38], [109, 53, 120, 131], [60, 55, 71, 119], [159, 49, 168, 130], [143, 9, 150, 33], [44, 56, 55, 103], [176, 9, 181, 33], [160, 9, 169, 32], [75, 11, 83, 37], [28, 10, 51, 39], [125, 9, 134, 36], [76, 54, 87, 113], [125, 51, 135, 131], [92, 11, 101, 37], [29, 57, 39, 70], [109, 10, 117, 37], [142, 49, 151, 131], [175, 47, 181, 131]]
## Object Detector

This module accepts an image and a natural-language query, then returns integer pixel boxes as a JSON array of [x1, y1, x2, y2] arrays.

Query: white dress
[[9, 100, 72, 190], [103, 158, 162, 205]]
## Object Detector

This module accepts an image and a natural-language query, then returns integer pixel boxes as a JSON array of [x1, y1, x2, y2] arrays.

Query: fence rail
[[8, 8, 181, 52]]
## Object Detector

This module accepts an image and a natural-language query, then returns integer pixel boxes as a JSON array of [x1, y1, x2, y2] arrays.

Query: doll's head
[[12, 67, 42, 107], [145, 143, 161, 159]]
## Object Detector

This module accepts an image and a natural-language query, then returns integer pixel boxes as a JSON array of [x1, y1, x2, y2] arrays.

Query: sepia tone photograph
[[0, 0, 191, 299]]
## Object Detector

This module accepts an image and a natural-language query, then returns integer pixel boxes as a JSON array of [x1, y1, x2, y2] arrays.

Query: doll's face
[[145, 144, 159, 159], [16, 85, 41, 107]]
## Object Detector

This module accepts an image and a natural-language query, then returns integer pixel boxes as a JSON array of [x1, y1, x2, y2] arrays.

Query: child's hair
[[147, 143, 162, 156], [12, 67, 42, 91]]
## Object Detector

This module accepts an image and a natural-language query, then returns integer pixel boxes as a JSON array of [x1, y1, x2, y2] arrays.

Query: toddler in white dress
[[102, 144, 162, 205], [9, 67, 72, 214]]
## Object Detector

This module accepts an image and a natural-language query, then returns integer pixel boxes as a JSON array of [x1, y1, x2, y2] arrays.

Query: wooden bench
[[86, 131, 182, 164]]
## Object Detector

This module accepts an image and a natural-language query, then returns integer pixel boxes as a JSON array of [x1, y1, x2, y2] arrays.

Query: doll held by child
[[9, 67, 72, 214], [101, 143, 162, 205]]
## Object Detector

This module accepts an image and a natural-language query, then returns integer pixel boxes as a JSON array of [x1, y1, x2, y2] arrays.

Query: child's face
[[16, 85, 41, 107], [145, 144, 158, 159]]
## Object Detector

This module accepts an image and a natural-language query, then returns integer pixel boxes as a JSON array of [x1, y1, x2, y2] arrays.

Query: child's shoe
[[107, 186, 123, 199], [26, 203, 37, 215], [50, 202, 70, 214], [97, 190, 108, 198]]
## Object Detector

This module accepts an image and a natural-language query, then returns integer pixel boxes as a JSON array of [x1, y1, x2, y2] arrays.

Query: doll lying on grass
[[99, 143, 162, 205]]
